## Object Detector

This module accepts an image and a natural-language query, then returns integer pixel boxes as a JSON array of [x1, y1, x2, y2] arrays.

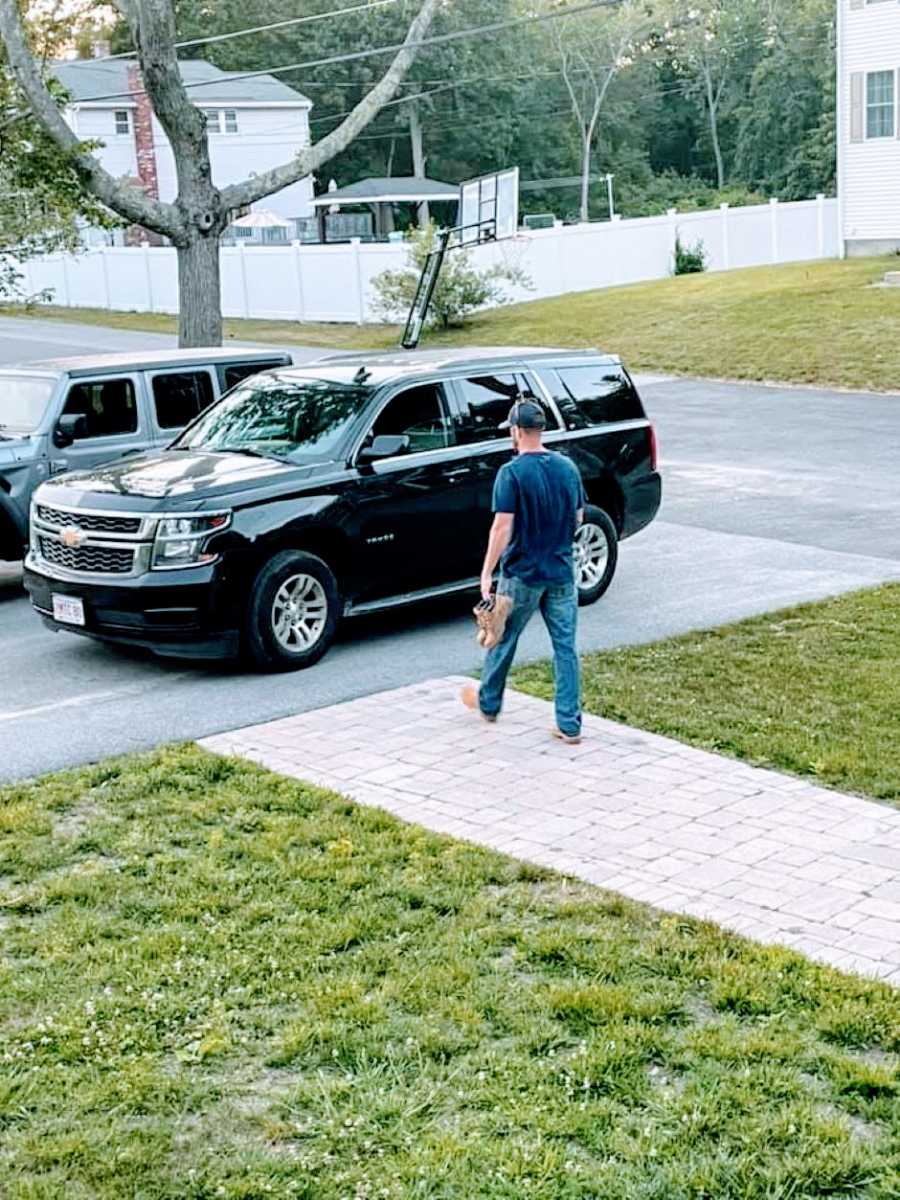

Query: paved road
[[0, 314, 323, 365], [1, 322, 899, 781]]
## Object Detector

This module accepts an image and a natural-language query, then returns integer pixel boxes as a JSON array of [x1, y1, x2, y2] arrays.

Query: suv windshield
[[0, 374, 56, 433], [173, 373, 373, 462]]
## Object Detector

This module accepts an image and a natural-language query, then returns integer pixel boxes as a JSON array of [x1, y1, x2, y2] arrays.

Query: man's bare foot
[[461, 684, 497, 723], [552, 727, 582, 745]]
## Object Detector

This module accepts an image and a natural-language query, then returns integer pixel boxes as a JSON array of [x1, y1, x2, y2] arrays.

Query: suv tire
[[244, 550, 340, 671], [575, 506, 618, 606]]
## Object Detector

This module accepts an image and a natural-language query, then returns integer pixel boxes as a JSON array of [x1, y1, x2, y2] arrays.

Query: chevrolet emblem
[[60, 525, 86, 549]]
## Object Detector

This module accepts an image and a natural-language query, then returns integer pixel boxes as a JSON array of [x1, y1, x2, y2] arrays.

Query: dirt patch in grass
[[0, 746, 897, 1198]]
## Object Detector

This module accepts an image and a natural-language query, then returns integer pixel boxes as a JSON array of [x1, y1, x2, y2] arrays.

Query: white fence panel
[[728, 205, 777, 269], [19, 196, 839, 325]]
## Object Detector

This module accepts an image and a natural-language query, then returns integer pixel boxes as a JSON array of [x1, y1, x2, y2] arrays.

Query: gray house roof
[[53, 58, 311, 107]]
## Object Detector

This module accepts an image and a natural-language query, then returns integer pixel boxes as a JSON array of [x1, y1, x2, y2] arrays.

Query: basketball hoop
[[400, 167, 520, 350]]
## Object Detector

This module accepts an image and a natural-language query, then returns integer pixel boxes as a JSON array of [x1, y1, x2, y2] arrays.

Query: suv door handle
[[444, 466, 472, 481]]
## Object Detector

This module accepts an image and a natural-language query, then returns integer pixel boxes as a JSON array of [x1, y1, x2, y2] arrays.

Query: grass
[[514, 584, 900, 807], [7, 256, 900, 390], [1, 745, 899, 1198]]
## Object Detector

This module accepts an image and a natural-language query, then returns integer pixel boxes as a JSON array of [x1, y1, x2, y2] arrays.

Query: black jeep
[[23, 347, 661, 670]]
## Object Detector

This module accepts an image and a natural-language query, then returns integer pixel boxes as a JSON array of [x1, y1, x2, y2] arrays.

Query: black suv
[[23, 348, 661, 670]]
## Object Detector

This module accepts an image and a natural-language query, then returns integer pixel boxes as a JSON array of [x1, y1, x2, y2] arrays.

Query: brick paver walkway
[[201, 677, 900, 985]]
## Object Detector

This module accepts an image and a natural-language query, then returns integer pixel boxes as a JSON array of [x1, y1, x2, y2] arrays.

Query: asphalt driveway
[[1, 321, 898, 781]]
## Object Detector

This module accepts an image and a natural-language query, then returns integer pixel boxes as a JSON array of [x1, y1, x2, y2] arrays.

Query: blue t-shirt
[[492, 451, 586, 586]]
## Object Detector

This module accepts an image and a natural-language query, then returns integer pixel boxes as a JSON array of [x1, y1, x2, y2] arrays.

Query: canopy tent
[[310, 176, 458, 240]]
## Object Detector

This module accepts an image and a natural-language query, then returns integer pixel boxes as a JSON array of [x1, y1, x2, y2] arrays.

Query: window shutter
[[850, 72, 865, 142]]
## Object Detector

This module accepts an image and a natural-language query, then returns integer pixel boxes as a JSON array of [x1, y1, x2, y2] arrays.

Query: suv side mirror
[[53, 413, 88, 449], [358, 434, 410, 464]]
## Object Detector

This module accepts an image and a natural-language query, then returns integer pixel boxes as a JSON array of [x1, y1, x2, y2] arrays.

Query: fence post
[[816, 193, 826, 258], [351, 238, 365, 324], [236, 240, 251, 319], [667, 208, 678, 273], [142, 240, 155, 313], [721, 203, 730, 270], [292, 240, 306, 322], [770, 198, 779, 264], [59, 252, 71, 307], [100, 247, 112, 309]]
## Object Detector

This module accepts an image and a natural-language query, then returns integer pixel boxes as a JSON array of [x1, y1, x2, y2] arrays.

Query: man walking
[[462, 399, 585, 744]]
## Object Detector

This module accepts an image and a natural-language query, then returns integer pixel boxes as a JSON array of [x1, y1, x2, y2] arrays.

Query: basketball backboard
[[457, 167, 519, 247]]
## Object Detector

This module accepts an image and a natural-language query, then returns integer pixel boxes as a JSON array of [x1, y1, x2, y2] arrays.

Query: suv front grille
[[37, 536, 135, 575], [36, 505, 142, 535]]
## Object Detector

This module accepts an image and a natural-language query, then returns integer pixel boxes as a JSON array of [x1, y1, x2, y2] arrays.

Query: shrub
[[674, 235, 708, 276], [371, 221, 530, 329]]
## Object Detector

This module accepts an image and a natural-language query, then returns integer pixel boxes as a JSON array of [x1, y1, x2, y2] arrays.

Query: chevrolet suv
[[23, 348, 662, 670]]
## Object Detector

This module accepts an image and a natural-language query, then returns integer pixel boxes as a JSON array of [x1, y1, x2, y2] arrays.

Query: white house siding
[[71, 105, 138, 182], [68, 103, 314, 225], [151, 106, 314, 219], [839, 0, 900, 252]]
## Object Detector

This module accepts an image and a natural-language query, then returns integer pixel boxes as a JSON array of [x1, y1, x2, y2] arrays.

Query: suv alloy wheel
[[575, 505, 618, 606], [244, 549, 340, 671]]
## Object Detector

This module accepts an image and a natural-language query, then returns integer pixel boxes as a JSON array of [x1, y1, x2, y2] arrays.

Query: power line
[[74, 0, 630, 104], [74, 0, 405, 65]]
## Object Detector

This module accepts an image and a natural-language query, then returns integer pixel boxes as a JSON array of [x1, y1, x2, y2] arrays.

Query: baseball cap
[[503, 399, 546, 431]]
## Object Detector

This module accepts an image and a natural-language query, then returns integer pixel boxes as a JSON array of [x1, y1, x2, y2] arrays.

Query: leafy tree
[[370, 221, 530, 328], [0, 0, 442, 345], [0, 11, 118, 302]]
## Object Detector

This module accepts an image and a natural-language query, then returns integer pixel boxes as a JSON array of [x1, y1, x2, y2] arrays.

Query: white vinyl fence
[[21, 195, 838, 325]]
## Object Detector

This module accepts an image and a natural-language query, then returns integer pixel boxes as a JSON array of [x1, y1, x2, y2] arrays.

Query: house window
[[114, 110, 131, 135], [201, 109, 239, 134], [866, 70, 895, 138]]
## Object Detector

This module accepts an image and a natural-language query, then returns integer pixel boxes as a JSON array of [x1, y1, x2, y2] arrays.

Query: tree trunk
[[580, 132, 592, 223], [177, 232, 222, 347], [703, 65, 726, 189], [409, 103, 429, 226]]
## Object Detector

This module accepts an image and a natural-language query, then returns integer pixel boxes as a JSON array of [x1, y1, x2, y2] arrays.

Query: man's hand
[[480, 570, 494, 602]]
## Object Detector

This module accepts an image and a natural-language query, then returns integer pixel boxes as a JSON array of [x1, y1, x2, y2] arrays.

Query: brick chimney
[[125, 64, 162, 246]]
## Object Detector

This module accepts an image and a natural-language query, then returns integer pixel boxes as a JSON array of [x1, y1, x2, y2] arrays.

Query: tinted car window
[[369, 384, 453, 454], [61, 378, 137, 438], [153, 371, 216, 429], [221, 361, 285, 392], [554, 365, 642, 427], [517, 373, 560, 431], [455, 374, 520, 443]]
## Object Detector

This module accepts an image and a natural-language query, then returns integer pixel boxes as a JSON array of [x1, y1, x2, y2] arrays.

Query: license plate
[[52, 594, 85, 626]]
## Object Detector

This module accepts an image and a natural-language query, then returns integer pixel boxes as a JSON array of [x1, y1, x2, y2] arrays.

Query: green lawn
[[1, 746, 898, 1198], [8, 256, 900, 390], [514, 584, 900, 807]]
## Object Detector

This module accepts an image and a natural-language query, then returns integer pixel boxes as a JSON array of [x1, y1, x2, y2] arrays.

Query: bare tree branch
[[115, 0, 219, 239], [0, 0, 180, 235], [220, 0, 442, 214]]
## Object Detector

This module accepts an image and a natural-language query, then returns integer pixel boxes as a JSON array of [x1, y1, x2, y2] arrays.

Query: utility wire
[[73, 0, 405, 65], [74, 0, 630, 104]]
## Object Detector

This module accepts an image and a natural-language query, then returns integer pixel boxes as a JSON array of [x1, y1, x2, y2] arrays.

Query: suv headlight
[[151, 512, 231, 570]]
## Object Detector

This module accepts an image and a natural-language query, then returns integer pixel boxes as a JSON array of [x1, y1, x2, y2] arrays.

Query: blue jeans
[[479, 575, 581, 737]]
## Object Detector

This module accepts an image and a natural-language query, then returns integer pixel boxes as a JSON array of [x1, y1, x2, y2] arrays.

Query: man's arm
[[481, 512, 514, 600]]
